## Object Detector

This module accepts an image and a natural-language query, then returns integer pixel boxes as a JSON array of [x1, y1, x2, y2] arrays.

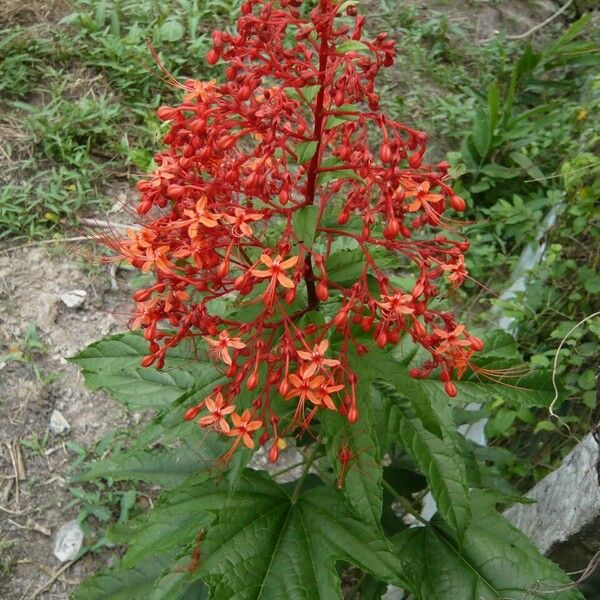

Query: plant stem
[[290, 437, 322, 504], [302, 0, 331, 310], [382, 480, 430, 526]]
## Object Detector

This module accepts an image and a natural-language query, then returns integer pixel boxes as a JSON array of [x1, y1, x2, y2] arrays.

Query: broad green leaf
[[70, 332, 205, 371], [415, 372, 557, 409], [71, 552, 208, 600], [109, 470, 406, 599], [356, 351, 470, 535], [373, 380, 444, 440], [82, 367, 203, 409], [122, 477, 215, 567], [77, 444, 222, 489], [71, 332, 221, 409], [375, 379, 470, 535], [188, 471, 407, 598], [326, 248, 366, 284], [291, 204, 319, 249], [294, 140, 319, 163], [321, 368, 383, 527], [395, 491, 583, 600]]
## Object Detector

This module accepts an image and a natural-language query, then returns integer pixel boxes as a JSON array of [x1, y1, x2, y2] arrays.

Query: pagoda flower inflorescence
[[106, 0, 483, 464]]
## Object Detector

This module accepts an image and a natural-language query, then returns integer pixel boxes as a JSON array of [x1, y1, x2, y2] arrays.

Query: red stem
[[303, 0, 331, 310]]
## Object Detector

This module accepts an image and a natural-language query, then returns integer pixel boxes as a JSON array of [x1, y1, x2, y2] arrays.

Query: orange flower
[[377, 292, 415, 318], [204, 330, 246, 365], [183, 196, 221, 238], [405, 181, 443, 212], [228, 409, 262, 448], [296, 340, 340, 378], [440, 256, 467, 286], [250, 254, 298, 288], [198, 393, 236, 432], [183, 79, 218, 103], [286, 370, 326, 406], [433, 325, 471, 355], [222, 207, 263, 238]]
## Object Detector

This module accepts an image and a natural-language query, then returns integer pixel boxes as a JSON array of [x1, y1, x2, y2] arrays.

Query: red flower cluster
[[108, 0, 482, 461]]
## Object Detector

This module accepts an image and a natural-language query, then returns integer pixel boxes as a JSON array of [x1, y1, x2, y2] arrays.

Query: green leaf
[[77, 445, 222, 489], [159, 20, 185, 42], [472, 108, 491, 160], [509, 151, 545, 182], [336, 40, 370, 53], [321, 368, 383, 527], [326, 248, 366, 284], [373, 380, 444, 440], [395, 491, 583, 600], [71, 333, 221, 409], [358, 350, 470, 535], [378, 383, 470, 535], [71, 552, 207, 600], [122, 478, 215, 567], [487, 83, 500, 135], [318, 168, 364, 186], [81, 368, 207, 409], [545, 14, 592, 58], [480, 164, 520, 179], [150, 471, 407, 598], [294, 140, 319, 163], [292, 205, 319, 249], [284, 85, 320, 105]]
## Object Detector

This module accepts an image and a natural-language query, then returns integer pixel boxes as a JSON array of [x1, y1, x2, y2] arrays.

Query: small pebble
[[53, 520, 84, 562], [49, 409, 70, 436], [60, 289, 87, 309]]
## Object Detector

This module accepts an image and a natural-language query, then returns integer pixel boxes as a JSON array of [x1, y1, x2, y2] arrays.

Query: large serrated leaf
[[395, 399, 470, 535], [321, 371, 383, 528], [85, 470, 409, 599], [77, 444, 222, 489], [82, 368, 199, 409], [158, 470, 408, 599], [70, 552, 207, 600], [361, 354, 470, 535], [71, 332, 221, 409], [394, 491, 583, 600], [70, 332, 198, 371]]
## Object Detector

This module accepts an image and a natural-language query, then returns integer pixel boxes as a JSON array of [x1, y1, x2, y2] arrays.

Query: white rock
[[53, 520, 84, 562], [49, 409, 70, 435], [504, 433, 600, 554], [60, 289, 87, 309]]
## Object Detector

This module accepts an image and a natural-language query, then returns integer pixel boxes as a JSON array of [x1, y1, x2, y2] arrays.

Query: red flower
[[102, 0, 480, 466], [228, 409, 262, 449]]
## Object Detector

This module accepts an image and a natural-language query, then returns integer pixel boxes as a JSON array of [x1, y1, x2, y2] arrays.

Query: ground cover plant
[[64, 0, 592, 598]]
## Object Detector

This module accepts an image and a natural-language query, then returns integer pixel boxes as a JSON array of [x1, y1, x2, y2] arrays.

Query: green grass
[[0, 0, 243, 239]]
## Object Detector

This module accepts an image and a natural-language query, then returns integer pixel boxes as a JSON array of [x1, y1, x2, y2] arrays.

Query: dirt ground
[[0, 0, 565, 598], [0, 241, 136, 599]]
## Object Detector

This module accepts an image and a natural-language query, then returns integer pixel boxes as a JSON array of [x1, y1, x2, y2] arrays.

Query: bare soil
[[0, 244, 132, 599]]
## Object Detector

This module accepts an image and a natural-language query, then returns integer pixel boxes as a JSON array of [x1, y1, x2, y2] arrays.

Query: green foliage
[[395, 491, 581, 600], [70, 327, 583, 599]]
